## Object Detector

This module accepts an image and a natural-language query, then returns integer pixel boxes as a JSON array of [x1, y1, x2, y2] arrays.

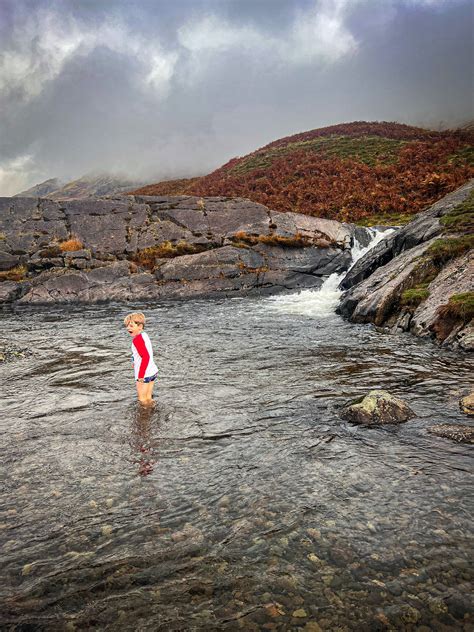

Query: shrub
[[59, 238, 83, 252], [133, 241, 207, 269], [434, 292, 474, 341], [237, 261, 269, 273], [231, 231, 326, 248], [438, 292, 474, 322], [0, 265, 27, 282], [426, 235, 474, 265], [400, 286, 430, 308]]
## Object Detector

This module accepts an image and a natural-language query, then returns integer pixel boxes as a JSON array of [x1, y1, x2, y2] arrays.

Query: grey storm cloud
[[0, 0, 472, 195]]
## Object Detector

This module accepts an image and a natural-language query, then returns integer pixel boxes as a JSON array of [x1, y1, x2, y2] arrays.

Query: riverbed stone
[[427, 424, 474, 444], [460, 392, 474, 415], [341, 390, 415, 425]]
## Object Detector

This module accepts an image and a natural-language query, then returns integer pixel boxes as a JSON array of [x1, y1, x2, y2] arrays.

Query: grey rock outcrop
[[340, 390, 415, 425], [340, 181, 473, 291], [0, 195, 368, 304]]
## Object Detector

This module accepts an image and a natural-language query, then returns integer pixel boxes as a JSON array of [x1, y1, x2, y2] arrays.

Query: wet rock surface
[[0, 195, 367, 304], [340, 390, 415, 425]]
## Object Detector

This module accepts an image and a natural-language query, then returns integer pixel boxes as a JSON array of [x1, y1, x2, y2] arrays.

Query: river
[[1, 234, 473, 631]]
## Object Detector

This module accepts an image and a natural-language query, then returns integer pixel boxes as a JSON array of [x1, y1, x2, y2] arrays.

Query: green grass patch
[[231, 135, 407, 174], [400, 285, 430, 308], [426, 235, 474, 265], [356, 212, 414, 227], [437, 292, 474, 334], [439, 292, 474, 321], [440, 189, 474, 233]]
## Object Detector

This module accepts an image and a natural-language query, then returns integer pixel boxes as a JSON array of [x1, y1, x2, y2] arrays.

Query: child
[[124, 312, 158, 406]]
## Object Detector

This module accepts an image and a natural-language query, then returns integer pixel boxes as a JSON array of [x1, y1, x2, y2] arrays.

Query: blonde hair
[[123, 312, 146, 328]]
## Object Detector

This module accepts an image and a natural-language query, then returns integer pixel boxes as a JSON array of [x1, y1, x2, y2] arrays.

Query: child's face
[[126, 321, 143, 337]]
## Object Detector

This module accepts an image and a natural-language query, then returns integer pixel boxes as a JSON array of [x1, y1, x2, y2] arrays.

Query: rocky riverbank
[[337, 181, 474, 350], [0, 195, 370, 305]]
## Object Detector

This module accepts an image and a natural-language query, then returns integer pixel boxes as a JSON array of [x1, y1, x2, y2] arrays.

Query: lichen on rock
[[341, 390, 415, 425]]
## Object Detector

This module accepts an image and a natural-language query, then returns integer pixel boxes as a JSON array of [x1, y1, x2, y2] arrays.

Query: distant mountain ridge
[[15, 174, 143, 200], [130, 121, 474, 224], [15, 178, 63, 198]]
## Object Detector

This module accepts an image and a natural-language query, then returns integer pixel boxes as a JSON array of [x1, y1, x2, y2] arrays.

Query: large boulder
[[341, 390, 415, 425]]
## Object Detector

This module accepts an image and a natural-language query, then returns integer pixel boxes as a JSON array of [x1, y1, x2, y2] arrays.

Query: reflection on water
[[0, 299, 473, 631], [129, 405, 157, 477]]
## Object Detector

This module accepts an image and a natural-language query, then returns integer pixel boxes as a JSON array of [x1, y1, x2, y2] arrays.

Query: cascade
[[267, 227, 394, 317]]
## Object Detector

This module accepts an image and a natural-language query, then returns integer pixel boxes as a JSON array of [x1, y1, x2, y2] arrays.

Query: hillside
[[130, 122, 474, 224], [15, 173, 142, 200]]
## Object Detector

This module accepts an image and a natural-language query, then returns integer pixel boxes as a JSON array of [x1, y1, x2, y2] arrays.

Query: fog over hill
[[0, 0, 472, 195], [14, 174, 143, 200]]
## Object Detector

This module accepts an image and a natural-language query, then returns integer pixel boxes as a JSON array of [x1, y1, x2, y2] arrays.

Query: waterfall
[[267, 227, 394, 317]]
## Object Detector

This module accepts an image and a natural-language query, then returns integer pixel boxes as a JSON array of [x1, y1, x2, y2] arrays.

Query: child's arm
[[132, 335, 150, 380]]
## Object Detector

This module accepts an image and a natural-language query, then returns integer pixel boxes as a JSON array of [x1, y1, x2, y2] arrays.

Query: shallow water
[[0, 295, 473, 631]]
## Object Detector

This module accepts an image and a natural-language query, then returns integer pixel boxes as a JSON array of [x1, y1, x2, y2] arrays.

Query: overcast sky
[[0, 0, 472, 195]]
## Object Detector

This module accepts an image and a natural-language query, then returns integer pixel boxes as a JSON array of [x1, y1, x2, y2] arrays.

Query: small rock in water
[[460, 392, 474, 415], [307, 528, 321, 540], [308, 553, 322, 565], [292, 608, 308, 618], [101, 525, 113, 537], [340, 390, 415, 425], [427, 424, 474, 444]]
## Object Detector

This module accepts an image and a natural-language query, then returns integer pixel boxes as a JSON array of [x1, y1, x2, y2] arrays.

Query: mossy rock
[[341, 390, 415, 425]]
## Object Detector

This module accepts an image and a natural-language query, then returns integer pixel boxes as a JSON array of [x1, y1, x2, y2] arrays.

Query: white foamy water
[[267, 227, 394, 317]]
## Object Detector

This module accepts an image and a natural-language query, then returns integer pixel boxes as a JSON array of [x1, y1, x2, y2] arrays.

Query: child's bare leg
[[136, 381, 152, 405], [146, 381, 155, 403]]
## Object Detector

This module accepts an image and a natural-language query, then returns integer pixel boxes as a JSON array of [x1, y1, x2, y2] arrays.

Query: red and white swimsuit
[[131, 332, 158, 380]]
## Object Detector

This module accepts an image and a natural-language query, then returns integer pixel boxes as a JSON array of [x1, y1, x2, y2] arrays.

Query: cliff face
[[0, 195, 365, 305], [337, 181, 474, 350]]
